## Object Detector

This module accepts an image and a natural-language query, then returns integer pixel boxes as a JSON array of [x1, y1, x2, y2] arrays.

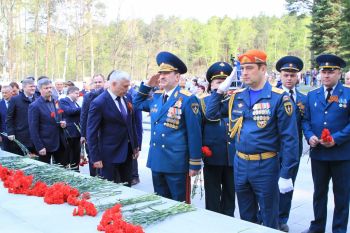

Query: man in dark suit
[[80, 74, 105, 176], [87, 70, 139, 186], [0, 85, 13, 151], [6, 78, 37, 155], [28, 77, 67, 165], [59, 86, 81, 170]]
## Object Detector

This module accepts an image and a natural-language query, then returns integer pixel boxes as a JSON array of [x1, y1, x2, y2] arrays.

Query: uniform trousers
[[309, 159, 350, 233], [234, 154, 280, 229], [152, 171, 186, 202]]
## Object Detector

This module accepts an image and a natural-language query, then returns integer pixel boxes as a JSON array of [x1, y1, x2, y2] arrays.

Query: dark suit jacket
[[6, 92, 35, 148], [0, 99, 10, 150], [87, 90, 138, 164], [80, 88, 104, 137], [0, 99, 7, 133], [28, 96, 63, 152], [59, 97, 81, 138]]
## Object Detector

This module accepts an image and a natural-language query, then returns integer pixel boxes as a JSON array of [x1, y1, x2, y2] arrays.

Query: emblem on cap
[[220, 62, 225, 67]]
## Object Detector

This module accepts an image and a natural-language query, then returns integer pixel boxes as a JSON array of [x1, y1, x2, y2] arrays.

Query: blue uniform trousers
[[234, 154, 280, 229], [151, 171, 186, 202], [310, 159, 350, 233]]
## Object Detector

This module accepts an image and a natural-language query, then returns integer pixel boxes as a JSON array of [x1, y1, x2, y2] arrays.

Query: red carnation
[[50, 112, 56, 118], [321, 128, 333, 143], [201, 146, 212, 157], [57, 109, 64, 114]]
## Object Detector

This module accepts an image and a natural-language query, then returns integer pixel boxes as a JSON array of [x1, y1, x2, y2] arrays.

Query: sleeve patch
[[191, 103, 199, 114], [284, 102, 293, 116]]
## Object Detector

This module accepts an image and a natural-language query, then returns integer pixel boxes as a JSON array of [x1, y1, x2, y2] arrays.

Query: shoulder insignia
[[180, 89, 192, 96], [154, 90, 164, 94], [344, 84, 350, 88], [271, 87, 284, 94]]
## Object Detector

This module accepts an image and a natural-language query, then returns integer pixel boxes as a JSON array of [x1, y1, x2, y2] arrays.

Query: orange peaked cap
[[238, 50, 267, 64]]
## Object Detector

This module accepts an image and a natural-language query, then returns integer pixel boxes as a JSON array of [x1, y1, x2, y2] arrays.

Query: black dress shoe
[[131, 177, 140, 186], [279, 223, 289, 232]]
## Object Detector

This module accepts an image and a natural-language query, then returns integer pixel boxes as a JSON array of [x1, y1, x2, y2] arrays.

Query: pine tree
[[309, 0, 342, 57], [339, 0, 350, 68]]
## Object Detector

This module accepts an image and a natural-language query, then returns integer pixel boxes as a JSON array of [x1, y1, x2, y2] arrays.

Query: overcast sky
[[104, 0, 287, 23]]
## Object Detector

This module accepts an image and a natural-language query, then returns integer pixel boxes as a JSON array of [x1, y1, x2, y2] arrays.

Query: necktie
[[163, 94, 168, 104], [116, 97, 127, 120], [326, 87, 332, 102], [289, 89, 295, 103]]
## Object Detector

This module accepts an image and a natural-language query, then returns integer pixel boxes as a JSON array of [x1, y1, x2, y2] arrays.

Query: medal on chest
[[164, 97, 183, 129], [252, 102, 271, 128]]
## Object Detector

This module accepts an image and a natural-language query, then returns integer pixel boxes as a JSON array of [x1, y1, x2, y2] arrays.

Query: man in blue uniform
[[276, 56, 307, 232], [133, 51, 202, 202], [201, 61, 235, 216], [302, 54, 350, 233], [206, 50, 298, 229]]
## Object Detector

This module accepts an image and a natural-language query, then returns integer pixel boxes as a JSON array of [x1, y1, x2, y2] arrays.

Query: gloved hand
[[278, 177, 293, 194], [217, 67, 237, 94], [7, 135, 15, 141]]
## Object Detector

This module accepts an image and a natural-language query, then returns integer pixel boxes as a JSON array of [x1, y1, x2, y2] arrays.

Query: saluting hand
[[147, 74, 160, 87], [309, 135, 319, 147]]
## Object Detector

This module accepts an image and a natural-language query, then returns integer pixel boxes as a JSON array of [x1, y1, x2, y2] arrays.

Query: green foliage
[[0, 5, 315, 81]]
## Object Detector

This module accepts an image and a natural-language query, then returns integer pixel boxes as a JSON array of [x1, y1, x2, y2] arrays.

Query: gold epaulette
[[200, 98, 206, 115], [154, 90, 164, 94], [344, 84, 350, 88], [199, 93, 210, 99], [271, 87, 284, 94], [180, 89, 192, 96]]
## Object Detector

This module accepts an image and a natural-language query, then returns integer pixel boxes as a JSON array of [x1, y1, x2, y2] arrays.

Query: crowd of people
[[0, 50, 350, 233]]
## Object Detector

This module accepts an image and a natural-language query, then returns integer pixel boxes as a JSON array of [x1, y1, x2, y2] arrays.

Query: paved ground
[[124, 111, 349, 233]]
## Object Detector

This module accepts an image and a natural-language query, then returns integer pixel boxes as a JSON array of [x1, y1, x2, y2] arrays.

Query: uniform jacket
[[87, 90, 138, 164], [302, 82, 350, 161], [59, 97, 81, 138], [28, 96, 64, 152], [206, 81, 299, 179], [6, 92, 35, 148], [200, 94, 235, 166], [279, 88, 307, 157], [133, 84, 202, 173]]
